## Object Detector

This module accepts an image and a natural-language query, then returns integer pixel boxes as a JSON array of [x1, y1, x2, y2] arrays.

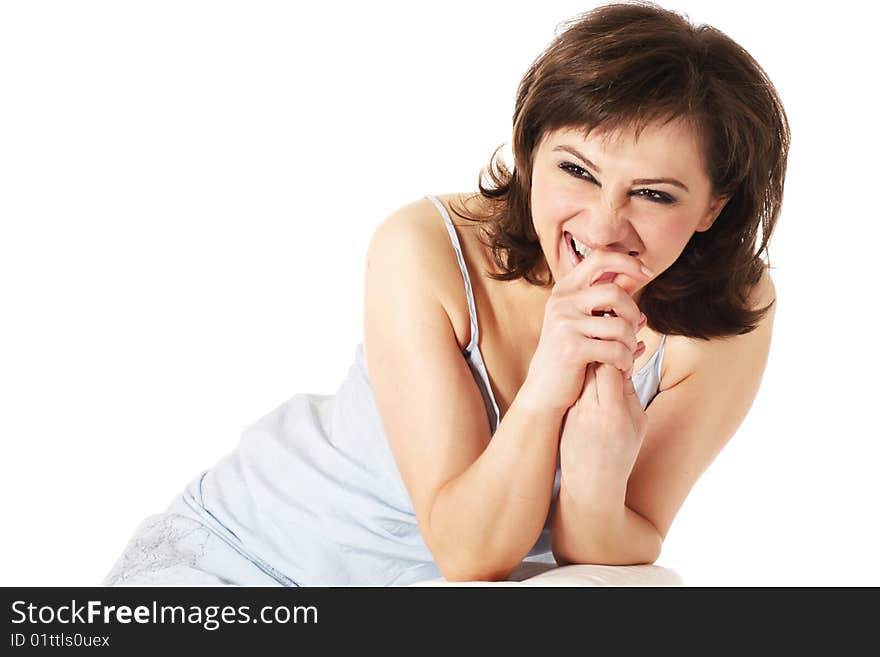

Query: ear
[[695, 194, 731, 232]]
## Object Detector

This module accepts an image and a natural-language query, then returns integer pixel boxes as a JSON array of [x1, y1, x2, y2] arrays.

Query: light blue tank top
[[174, 194, 667, 586]]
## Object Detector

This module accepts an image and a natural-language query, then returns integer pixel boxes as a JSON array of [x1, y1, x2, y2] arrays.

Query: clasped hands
[[559, 291, 649, 488], [559, 346, 649, 486]]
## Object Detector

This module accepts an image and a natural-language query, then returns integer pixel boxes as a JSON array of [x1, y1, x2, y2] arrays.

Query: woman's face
[[529, 119, 729, 302]]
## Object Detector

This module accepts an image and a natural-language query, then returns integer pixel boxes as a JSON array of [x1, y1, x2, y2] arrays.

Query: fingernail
[[625, 367, 633, 380], [641, 264, 654, 277]]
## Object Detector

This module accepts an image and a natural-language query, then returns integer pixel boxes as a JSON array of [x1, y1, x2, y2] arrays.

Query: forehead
[[543, 118, 705, 166]]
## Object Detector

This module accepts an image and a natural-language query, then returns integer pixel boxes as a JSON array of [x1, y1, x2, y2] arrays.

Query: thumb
[[623, 368, 641, 404], [623, 372, 643, 415]]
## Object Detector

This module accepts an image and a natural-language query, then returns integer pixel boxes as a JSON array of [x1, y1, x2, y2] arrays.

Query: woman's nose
[[588, 207, 632, 247], [602, 189, 630, 215]]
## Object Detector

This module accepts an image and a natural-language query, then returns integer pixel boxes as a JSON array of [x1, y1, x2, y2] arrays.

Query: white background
[[1, 0, 877, 587]]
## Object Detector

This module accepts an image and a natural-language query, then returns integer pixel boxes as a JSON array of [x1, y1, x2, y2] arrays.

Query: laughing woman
[[103, 1, 788, 586]]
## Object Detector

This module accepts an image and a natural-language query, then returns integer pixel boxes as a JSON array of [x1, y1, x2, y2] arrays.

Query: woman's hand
[[519, 250, 652, 416], [559, 359, 648, 486]]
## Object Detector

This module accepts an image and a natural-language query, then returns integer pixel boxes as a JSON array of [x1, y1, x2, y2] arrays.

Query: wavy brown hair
[[448, 1, 789, 339]]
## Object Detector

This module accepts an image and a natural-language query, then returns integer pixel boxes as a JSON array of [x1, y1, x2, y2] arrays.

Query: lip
[[563, 230, 599, 251], [563, 230, 589, 267], [563, 230, 643, 295], [563, 231, 579, 267]]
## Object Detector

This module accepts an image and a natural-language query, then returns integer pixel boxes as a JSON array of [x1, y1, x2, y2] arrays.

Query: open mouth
[[564, 231, 622, 295], [564, 231, 589, 266]]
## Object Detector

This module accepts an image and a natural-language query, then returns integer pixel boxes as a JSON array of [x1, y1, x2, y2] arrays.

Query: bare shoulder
[[369, 193, 474, 264], [366, 193, 478, 352], [363, 195, 503, 573], [743, 266, 778, 313], [368, 195, 460, 290], [660, 268, 777, 391], [626, 268, 777, 539]]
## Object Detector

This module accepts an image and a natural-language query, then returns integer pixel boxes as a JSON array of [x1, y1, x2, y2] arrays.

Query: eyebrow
[[552, 145, 690, 193]]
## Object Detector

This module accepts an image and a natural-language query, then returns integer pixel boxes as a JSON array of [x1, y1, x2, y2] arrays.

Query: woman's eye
[[634, 189, 675, 204], [559, 162, 596, 182], [558, 162, 675, 205]]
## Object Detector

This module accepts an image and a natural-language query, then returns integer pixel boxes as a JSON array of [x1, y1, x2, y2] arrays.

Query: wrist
[[560, 415, 638, 485], [559, 467, 628, 513], [513, 380, 568, 423]]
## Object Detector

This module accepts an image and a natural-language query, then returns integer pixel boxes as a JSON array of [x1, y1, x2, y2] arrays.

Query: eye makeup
[[558, 161, 677, 205]]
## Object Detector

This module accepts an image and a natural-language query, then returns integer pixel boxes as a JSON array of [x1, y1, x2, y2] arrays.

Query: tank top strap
[[424, 195, 480, 354], [657, 333, 667, 379]]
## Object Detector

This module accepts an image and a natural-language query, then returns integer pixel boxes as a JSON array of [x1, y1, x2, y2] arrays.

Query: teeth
[[571, 234, 590, 259]]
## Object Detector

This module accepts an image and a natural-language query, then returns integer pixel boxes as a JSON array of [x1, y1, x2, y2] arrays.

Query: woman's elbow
[[435, 555, 519, 583], [552, 547, 661, 567]]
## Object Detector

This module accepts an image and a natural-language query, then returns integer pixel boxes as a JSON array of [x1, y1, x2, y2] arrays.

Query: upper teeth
[[572, 235, 590, 258]]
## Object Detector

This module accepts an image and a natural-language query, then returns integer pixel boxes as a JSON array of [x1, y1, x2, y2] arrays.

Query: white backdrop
[[1, 0, 877, 587]]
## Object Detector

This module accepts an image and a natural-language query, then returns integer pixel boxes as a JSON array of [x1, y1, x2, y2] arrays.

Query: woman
[[103, 1, 789, 586]]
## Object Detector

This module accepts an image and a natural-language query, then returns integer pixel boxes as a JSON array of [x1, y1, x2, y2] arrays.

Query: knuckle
[[579, 338, 595, 360], [614, 341, 629, 359], [546, 298, 566, 320], [561, 338, 579, 361], [611, 284, 631, 303], [587, 287, 611, 310]]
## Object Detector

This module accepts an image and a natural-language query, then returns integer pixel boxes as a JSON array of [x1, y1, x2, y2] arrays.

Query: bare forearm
[[550, 480, 662, 566], [428, 392, 563, 581]]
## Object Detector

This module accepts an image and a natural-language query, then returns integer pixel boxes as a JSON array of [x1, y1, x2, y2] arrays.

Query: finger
[[574, 283, 644, 333], [596, 361, 625, 408], [623, 373, 644, 420], [557, 247, 654, 295], [567, 313, 639, 353], [575, 335, 636, 372], [581, 361, 598, 405]]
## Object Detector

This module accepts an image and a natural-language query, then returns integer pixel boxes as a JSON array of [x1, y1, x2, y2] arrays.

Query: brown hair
[[448, 1, 789, 339]]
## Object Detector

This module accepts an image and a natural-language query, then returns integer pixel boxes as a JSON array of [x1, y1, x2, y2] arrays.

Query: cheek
[[643, 222, 694, 266], [532, 178, 580, 230]]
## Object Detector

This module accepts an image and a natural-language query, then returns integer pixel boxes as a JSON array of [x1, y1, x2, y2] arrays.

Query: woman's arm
[[551, 272, 776, 562], [428, 390, 564, 581], [364, 204, 564, 583], [551, 474, 662, 566]]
